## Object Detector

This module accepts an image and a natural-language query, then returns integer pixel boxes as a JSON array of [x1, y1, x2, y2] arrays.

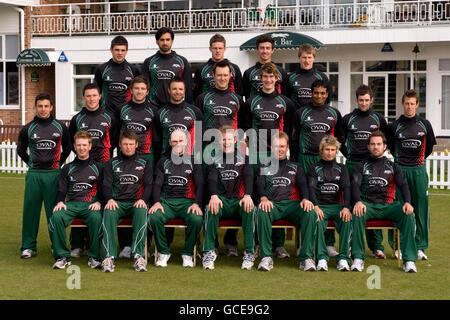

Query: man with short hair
[[194, 33, 243, 98], [101, 130, 153, 272], [142, 27, 192, 107], [49, 131, 103, 270], [242, 34, 288, 100], [94, 35, 140, 114], [148, 130, 204, 268], [17, 93, 71, 259], [307, 135, 352, 272], [388, 89, 436, 260], [351, 131, 418, 273]]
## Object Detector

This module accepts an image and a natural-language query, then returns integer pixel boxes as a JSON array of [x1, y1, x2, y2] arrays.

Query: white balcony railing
[[30, 0, 450, 36]]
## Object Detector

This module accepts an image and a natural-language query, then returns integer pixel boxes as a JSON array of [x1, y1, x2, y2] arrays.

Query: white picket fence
[[1, 141, 450, 189]]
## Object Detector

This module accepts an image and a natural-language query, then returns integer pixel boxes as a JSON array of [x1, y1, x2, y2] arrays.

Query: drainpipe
[[14, 6, 26, 125]]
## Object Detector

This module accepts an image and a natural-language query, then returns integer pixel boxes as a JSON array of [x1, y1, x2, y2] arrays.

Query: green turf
[[0, 174, 449, 300]]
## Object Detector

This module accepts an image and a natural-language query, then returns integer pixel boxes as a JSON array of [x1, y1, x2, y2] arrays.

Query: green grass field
[[0, 173, 449, 300]]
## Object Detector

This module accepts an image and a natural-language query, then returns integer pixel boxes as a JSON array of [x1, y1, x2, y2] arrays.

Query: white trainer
[[317, 259, 328, 271], [392, 250, 402, 260], [226, 244, 238, 257], [327, 246, 339, 257], [351, 258, 364, 272], [101, 256, 115, 272], [257, 257, 274, 271], [87, 257, 102, 269], [299, 258, 316, 271], [21, 249, 37, 259], [182, 255, 194, 268], [274, 247, 290, 259], [241, 252, 255, 270], [53, 257, 71, 269], [417, 250, 428, 260], [403, 261, 418, 273], [70, 248, 84, 258], [155, 253, 171, 267], [202, 250, 217, 270], [133, 254, 147, 272], [118, 246, 131, 259], [337, 259, 350, 271]]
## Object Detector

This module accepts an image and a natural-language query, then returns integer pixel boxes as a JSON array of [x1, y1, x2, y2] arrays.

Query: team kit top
[[69, 107, 118, 163], [152, 154, 204, 205], [118, 100, 160, 157], [207, 152, 253, 199], [142, 51, 192, 107], [388, 115, 436, 167], [287, 67, 328, 109], [242, 62, 288, 100], [102, 152, 153, 203], [351, 156, 411, 204], [341, 108, 388, 161], [56, 157, 101, 203], [307, 159, 351, 209], [17, 115, 71, 170], [194, 58, 243, 98], [94, 59, 140, 114]]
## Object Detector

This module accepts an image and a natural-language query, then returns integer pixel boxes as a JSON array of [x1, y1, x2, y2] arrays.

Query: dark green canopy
[[240, 32, 324, 51], [16, 49, 51, 67]]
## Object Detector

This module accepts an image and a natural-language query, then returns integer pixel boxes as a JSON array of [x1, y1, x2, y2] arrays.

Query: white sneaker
[[257, 257, 273, 271], [273, 246, 290, 259], [351, 258, 364, 272], [87, 257, 102, 269], [403, 261, 418, 273], [317, 259, 328, 271], [155, 253, 171, 267], [119, 246, 131, 259], [417, 250, 428, 260], [52, 257, 71, 269], [392, 250, 402, 260], [134, 254, 147, 272], [371, 250, 386, 259], [241, 252, 255, 270], [70, 248, 84, 258], [299, 258, 316, 271], [337, 260, 350, 271], [226, 244, 238, 257], [202, 250, 217, 270], [20, 249, 37, 259], [101, 256, 115, 272], [182, 255, 194, 268], [327, 246, 338, 257]]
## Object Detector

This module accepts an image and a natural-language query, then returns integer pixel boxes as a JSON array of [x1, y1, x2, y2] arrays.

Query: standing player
[[101, 130, 153, 272], [49, 131, 102, 269], [388, 89, 436, 260], [17, 93, 71, 259], [242, 34, 287, 100], [351, 131, 418, 273], [341, 84, 388, 259], [194, 34, 243, 98], [286, 43, 328, 110], [142, 27, 192, 108], [94, 35, 140, 115]]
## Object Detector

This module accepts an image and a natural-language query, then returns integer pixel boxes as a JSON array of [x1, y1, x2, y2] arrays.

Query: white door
[[441, 74, 450, 130]]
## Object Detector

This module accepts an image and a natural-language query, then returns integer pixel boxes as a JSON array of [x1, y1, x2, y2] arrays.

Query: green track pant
[[315, 204, 351, 263], [351, 201, 417, 262], [257, 200, 317, 261], [203, 197, 256, 253], [101, 201, 148, 259], [49, 202, 102, 260], [20, 169, 60, 252], [148, 198, 203, 256]]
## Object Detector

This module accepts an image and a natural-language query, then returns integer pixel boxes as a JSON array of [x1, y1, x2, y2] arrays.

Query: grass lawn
[[0, 173, 449, 300]]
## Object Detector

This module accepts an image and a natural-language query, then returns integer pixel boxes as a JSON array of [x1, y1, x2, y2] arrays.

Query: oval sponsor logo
[[119, 174, 139, 184], [310, 122, 330, 133], [87, 129, 104, 138], [401, 139, 422, 148], [157, 70, 175, 80], [108, 83, 127, 91], [260, 111, 279, 121], [73, 182, 93, 192], [36, 140, 56, 150], [272, 177, 291, 186], [126, 122, 147, 132], [213, 106, 232, 116], [167, 176, 188, 186], [368, 177, 388, 187], [320, 183, 339, 193], [168, 124, 187, 133], [220, 170, 239, 180], [354, 131, 371, 140]]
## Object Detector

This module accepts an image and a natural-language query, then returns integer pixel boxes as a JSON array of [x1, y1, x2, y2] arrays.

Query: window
[[0, 35, 19, 108], [73, 64, 96, 112]]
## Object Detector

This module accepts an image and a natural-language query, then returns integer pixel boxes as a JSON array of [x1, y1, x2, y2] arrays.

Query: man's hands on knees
[[314, 205, 324, 221], [208, 195, 223, 215], [53, 201, 67, 213], [300, 198, 314, 212], [353, 201, 366, 217], [134, 199, 147, 209], [187, 203, 203, 216], [105, 199, 119, 211], [258, 196, 273, 213], [88, 201, 101, 211], [148, 202, 164, 215], [239, 194, 254, 213], [403, 202, 414, 215], [339, 207, 352, 222]]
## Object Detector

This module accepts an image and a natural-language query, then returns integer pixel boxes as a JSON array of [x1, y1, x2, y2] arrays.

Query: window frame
[[0, 34, 20, 110]]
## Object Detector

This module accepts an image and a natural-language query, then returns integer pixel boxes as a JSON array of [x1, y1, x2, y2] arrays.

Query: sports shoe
[[119, 246, 131, 259], [371, 249, 386, 259], [53, 257, 71, 269], [274, 246, 290, 259], [403, 261, 417, 273], [337, 259, 350, 271], [326, 246, 338, 257], [225, 244, 238, 257], [351, 258, 364, 272], [417, 250, 428, 260], [202, 250, 217, 270], [20, 249, 37, 259], [87, 257, 102, 269], [317, 259, 328, 271], [155, 253, 171, 267], [392, 250, 402, 260], [257, 257, 273, 271], [70, 248, 84, 258], [299, 258, 316, 271], [182, 255, 194, 268], [101, 256, 115, 273], [241, 252, 255, 270], [133, 254, 147, 272]]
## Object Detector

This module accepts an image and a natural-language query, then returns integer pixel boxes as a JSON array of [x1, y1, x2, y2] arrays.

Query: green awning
[[16, 49, 51, 67], [240, 32, 324, 51]]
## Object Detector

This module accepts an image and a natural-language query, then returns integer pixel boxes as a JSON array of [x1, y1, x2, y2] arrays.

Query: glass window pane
[[351, 74, 363, 107], [414, 74, 426, 118], [313, 62, 326, 72], [74, 78, 93, 112], [351, 61, 363, 72], [75, 64, 97, 75], [329, 62, 338, 72], [439, 59, 450, 71], [6, 62, 18, 105], [329, 74, 338, 107], [442, 76, 450, 129], [414, 60, 426, 71], [0, 64, 4, 104], [366, 60, 410, 72], [0, 37, 2, 59], [6, 35, 19, 60], [285, 63, 298, 75]]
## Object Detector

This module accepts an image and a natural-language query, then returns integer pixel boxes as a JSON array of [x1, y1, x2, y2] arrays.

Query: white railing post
[[189, 0, 192, 33], [1, 142, 5, 172], [69, 4, 72, 36]]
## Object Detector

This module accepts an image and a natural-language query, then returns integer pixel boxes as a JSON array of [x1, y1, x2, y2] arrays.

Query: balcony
[[30, 0, 450, 36]]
